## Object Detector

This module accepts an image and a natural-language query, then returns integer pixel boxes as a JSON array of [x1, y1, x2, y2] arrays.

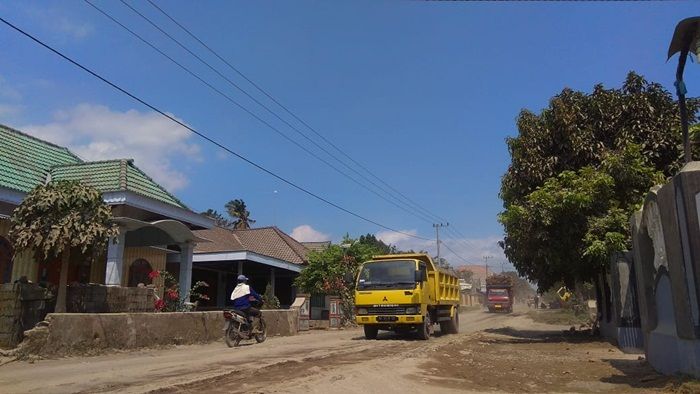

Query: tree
[[500, 144, 662, 291], [9, 181, 118, 312], [294, 236, 381, 323], [500, 72, 698, 292], [200, 209, 235, 229], [357, 233, 396, 254], [225, 199, 255, 229]]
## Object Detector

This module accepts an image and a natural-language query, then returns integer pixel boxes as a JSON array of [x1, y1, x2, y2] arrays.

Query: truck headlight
[[405, 306, 418, 315], [357, 308, 368, 315]]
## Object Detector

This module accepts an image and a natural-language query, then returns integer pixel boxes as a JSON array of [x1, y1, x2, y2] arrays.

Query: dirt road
[[0, 309, 680, 393]]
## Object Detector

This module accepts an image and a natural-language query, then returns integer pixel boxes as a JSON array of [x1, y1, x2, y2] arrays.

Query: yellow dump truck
[[354, 253, 460, 339]]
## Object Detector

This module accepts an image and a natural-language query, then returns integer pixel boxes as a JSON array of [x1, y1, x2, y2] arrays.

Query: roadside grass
[[526, 308, 591, 326]]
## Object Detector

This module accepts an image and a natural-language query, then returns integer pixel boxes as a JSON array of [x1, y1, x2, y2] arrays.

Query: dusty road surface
[[0, 308, 684, 393]]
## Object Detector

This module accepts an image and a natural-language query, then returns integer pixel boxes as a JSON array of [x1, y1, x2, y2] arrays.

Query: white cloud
[[291, 225, 330, 242], [0, 104, 22, 117], [0, 76, 22, 101], [22, 104, 201, 191], [26, 7, 93, 40], [376, 229, 420, 246]]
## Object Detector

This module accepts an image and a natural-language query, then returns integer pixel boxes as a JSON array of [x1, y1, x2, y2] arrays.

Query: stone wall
[[17, 309, 299, 358], [67, 284, 155, 313], [0, 283, 51, 349], [0, 284, 21, 348], [626, 162, 700, 377]]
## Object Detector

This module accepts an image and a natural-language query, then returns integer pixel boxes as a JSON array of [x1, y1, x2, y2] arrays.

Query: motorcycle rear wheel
[[254, 318, 267, 343], [225, 326, 241, 348]]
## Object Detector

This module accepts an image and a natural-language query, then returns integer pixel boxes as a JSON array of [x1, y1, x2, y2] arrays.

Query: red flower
[[148, 270, 160, 280], [154, 299, 165, 311], [166, 289, 179, 300]]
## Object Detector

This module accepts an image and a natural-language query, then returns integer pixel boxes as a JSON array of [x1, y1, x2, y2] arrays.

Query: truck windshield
[[357, 260, 416, 290], [489, 289, 508, 296]]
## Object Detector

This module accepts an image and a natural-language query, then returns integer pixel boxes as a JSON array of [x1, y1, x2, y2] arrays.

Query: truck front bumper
[[356, 314, 424, 325]]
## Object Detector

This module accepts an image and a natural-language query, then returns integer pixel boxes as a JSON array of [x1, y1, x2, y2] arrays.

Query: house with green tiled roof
[[0, 124, 212, 307]]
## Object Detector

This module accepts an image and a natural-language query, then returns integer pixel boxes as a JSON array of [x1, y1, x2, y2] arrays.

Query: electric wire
[[0, 15, 432, 241], [83, 0, 438, 225], [143, 0, 449, 225]]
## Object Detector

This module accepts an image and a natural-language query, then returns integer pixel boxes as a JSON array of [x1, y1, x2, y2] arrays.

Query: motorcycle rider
[[230, 275, 263, 327]]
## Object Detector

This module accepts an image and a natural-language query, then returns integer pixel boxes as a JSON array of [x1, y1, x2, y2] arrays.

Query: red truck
[[485, 274, 514, 313]]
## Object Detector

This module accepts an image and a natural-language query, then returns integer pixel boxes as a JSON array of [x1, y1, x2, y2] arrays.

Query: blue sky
[[0, 1, 698, 269]]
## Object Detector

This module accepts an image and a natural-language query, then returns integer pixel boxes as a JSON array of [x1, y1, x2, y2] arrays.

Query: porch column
[[179, 242, 194, 302], [105, 230, 126, 286], [237, 261, 243, 276], [270, 267, 276, 295]]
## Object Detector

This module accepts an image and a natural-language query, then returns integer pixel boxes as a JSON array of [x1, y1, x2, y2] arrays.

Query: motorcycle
[[223, 301, 267, 347]]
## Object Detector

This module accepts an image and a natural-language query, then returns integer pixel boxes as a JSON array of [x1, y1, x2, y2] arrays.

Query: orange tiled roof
[[194, 226, 308, 265]]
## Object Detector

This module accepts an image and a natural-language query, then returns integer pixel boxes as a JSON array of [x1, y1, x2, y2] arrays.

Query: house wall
[[1, 218, 38, 283], [88, 246, 166, 297]]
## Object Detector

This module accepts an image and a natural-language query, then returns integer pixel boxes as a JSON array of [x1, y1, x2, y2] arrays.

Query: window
[[128, 258, 153, 287]]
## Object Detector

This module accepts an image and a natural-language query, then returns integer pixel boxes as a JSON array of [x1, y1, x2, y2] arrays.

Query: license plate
[[495, 304, 502, 308]]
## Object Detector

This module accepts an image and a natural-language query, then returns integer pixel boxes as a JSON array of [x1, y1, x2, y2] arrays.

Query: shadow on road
[[350, 329, 450, 341], [599, 358, 672, 390], [482, 326, 603, 344]]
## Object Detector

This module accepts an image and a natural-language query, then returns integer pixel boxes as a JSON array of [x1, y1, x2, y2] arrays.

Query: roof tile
[[194, 226, 309, 265]]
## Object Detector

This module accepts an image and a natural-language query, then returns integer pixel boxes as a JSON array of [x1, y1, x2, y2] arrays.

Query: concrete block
[[262, 309, 299, 336]]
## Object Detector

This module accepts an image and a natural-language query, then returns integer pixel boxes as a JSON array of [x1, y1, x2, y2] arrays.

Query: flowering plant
[[150, 270, 210, 312]]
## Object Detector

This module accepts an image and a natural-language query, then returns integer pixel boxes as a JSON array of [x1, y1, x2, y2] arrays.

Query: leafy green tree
[[501, 72, 697, 208], [357, 233, 396, 254], [500, 72, 698, 291], [500, 144, 662, 290], [200, 209, 235, 229], [225, 199, 255, 229], [294, 236, 381, 323], [9, 181, 118, 312]]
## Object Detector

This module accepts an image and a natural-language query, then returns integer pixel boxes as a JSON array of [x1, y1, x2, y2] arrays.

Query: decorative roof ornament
[[668, 17, 700, 164]]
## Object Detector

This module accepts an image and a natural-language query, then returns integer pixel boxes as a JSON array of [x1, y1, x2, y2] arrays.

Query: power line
[[0, 15, 431, 242], [440, 240, 472, 265], [444, 226, 486, 252], [143, 0, 448, 225], [123, 0, 437, 225], [84, 0, 437, 225]]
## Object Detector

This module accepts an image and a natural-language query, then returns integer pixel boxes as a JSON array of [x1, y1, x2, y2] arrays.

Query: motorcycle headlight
[[405, 306, 418, 315], [357, 308, 368, 315]]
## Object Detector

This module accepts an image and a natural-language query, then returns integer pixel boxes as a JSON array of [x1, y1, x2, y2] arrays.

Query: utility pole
[[433, 223, 449, 265], [483, 255, 492, 278]]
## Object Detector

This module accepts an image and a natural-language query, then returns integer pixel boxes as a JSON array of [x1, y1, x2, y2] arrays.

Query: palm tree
[[225, 199, 256, 229]]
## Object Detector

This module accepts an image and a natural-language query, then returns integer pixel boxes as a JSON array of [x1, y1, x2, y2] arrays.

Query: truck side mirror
[[415, 270, 424, 283]]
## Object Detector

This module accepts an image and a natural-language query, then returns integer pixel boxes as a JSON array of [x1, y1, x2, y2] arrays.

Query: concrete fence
[[17, 308, 299, 358], [603, 162, 700, 377]]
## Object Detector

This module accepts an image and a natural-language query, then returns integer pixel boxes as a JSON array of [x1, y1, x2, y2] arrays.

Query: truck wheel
[[363, 325, 378, 340], [447, 309, 459, 334], [417, 314, 432, 340]]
